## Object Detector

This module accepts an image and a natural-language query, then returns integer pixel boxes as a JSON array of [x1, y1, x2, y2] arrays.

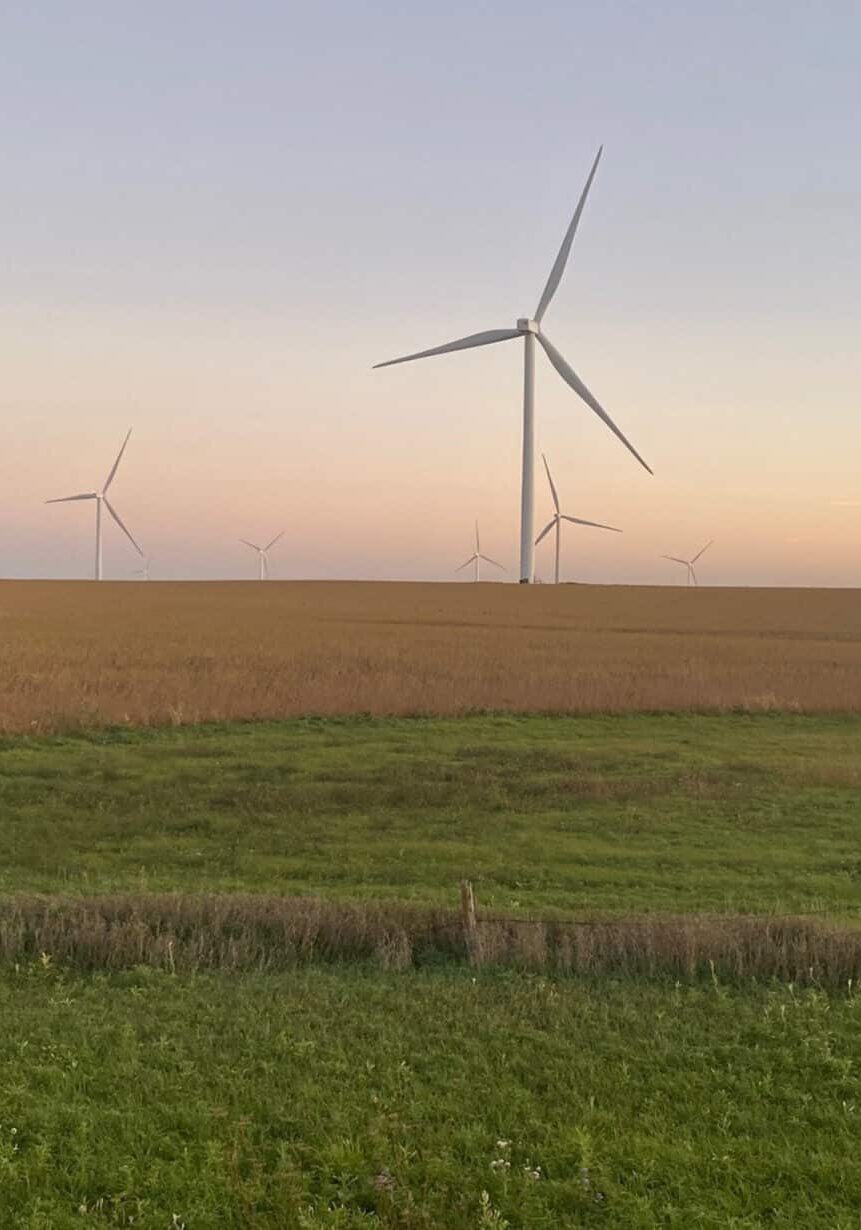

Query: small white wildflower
[[495, 1139, 512, 1150], [490, 1158, 511, 1171]]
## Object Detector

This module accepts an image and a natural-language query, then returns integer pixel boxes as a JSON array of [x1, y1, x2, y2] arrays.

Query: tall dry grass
[[0, 580, 860, 731], [2, 893, 860, 986]]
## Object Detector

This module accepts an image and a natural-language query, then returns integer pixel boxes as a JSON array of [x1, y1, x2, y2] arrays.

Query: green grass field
[[3, 712, 861, 1227], [1, 713, 860, 914], [2, 964, 861, 1229]]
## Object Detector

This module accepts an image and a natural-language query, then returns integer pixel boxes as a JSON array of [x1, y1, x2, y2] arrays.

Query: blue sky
[[2, 1, 859, 582]]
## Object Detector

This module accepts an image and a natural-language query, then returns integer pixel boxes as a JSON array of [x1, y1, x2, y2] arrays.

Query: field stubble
[[1, 580, 860, 731]]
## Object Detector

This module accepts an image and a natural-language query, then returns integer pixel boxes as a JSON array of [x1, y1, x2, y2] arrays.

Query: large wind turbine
[[374, 147, 652, 583], [240, 531, 284, 580], [662, 540, 714, 587], [456, 521, 505, 582], [536, 454, 621, 584], [46, 428, 143, 580]]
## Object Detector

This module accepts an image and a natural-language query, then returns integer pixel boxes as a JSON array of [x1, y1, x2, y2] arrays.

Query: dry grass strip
[[3, 894, 860, 986]]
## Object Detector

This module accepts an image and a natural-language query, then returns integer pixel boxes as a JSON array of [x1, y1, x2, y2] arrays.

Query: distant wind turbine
[[456, 522, 505, 582], [132, 557, 153, 581], [46, 428, 143, 580], [662, 541, 714, 587], [536, 454, 621, 584], [374, 146, 652, 584], [240, 531, 284, 580]]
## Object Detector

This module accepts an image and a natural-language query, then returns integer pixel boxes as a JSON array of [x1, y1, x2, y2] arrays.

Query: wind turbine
[[132, 557, 153, 581], [536, 453, 622, 584], [661, 540, 714, 587], [46, 428, 143, 580], [240, 531, 284, 580], [456, 521, 505, 582], [374, 146, 652, 584]]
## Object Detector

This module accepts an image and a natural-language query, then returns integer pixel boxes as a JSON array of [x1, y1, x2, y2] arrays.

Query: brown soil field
[[0, 580, 859, 730]]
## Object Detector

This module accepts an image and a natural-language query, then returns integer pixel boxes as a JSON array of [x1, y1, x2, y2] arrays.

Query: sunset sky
[[2, 1, 859, 584]]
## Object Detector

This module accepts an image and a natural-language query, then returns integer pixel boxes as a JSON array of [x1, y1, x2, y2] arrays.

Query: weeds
[[2, 892, 861, 986]]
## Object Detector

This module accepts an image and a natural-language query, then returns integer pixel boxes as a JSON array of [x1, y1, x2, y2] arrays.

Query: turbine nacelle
[[516, 318, 539, 334]]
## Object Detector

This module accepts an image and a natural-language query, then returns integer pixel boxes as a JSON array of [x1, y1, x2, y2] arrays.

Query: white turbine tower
[[46, 428, 143, 580], [456, 521, 505, 582], [662, 540, 714, 587], [536, 454, 622, 584], [240, 531, 284, 580], [374, 147, 652, 584]]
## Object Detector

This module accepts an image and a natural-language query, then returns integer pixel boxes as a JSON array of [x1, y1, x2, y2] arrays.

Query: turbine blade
[[264, 530, 285, 552], [561, 515, 621, 532], [535, 518, 556, 546], [239, 539, 261, 551], [103, 497, 143, 556], [662, 555, 688, 565], [479, 554, 506, 571], [45, 492, 97, 504], [534, 146, 603, 323], [691, 539, 714, 564], [456, 555, 476, 572], [103, 428, 133, 492], [475, 520, 480, 553], [537, 333, 653, 475], [373, 328, 521, 369], [542, 453, 560, 512]]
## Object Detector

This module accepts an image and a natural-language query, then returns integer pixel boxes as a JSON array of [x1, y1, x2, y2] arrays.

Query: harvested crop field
[[1, 580, 860, 731]]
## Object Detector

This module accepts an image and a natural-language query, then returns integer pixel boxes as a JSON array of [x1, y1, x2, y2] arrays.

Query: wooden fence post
[[460, 879, 478, 966]]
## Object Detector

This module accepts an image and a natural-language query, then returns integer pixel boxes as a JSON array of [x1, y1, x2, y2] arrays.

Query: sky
[[2, 1, 859, 584]]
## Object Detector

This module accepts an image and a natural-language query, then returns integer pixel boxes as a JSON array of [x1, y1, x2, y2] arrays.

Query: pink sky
[[1, 3, 859, 585]]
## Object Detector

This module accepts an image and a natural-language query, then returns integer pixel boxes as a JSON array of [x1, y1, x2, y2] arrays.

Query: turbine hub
[[517, 318, 538, 333]]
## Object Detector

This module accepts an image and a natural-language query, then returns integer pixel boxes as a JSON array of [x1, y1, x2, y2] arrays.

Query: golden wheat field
[[0, 579, 859, 730]]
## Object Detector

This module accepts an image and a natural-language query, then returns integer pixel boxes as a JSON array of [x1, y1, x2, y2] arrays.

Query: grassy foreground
[[2, 713, 861, 1226], [2, 965, 860, 1229], [1, 713, 859, 914]]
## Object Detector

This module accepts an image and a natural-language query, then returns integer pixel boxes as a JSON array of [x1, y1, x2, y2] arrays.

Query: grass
[[1, 713, 859, 915], [2, 964, 860, 1229], [2, 690, 860, 1224], [1, 580, 861, 731]]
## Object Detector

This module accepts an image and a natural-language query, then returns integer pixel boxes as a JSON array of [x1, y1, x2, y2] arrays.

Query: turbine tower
[[536, 454, 621, 584], [374, 147, 652, 584], [46, 428, 143, 580], [240, 531, 284, 580], [661, 541, 714, 587], [456, 521, 505, 582]]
